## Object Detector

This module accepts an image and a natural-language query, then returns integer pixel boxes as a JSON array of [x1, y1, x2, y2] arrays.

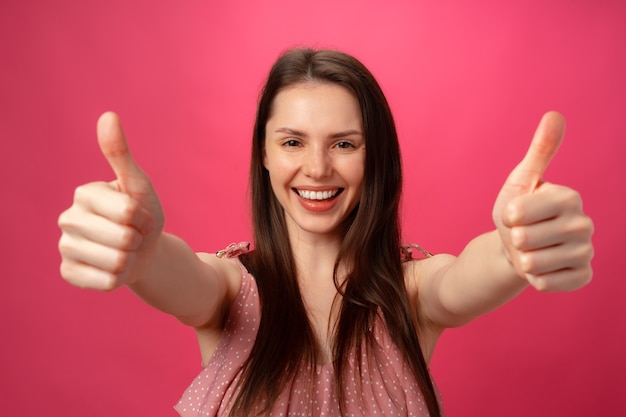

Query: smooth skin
[[58, 84, 594, 366]]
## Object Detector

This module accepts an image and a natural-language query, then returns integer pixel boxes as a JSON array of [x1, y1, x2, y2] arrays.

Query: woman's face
[[263, 82, 365, 240]]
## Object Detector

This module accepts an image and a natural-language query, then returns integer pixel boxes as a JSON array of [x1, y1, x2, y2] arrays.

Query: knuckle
[[60, 261, 83, 287], [57, 234, 73, 256], [504, 201, 523, 225], [511, 227, 527, 249], [531, 276, 549, 292], [57, 210, 69, 229], [110, 250, 134, 275], [519, 253, 535, 273], [111, 251, 128, 274], [59, 261, 72, 281], [583, 216, 595, 237], [579, 243, 595, 266], [91, 271, 119, 292], [59, 261, 122, 291], [58, 204, 89, 234], [57, 207, 79, 230], [571, 268, 593, 290], [587, 244, 595, 262], [588, 217, 595, 236], [582, 267, 593, 286], [101, 274, 120, 292], [73, 183, 92, 203], [562, 188, 582, 209], [118, 196, 140, 223], [565, 215, 595, 239], [564, 244, 594, 271], [119, 227, 140, 250]]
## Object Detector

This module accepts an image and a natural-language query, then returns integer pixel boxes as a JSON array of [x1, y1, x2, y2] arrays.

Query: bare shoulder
[[193, 252, 245, 365], [196, 251, 244, 312], [403, 253, 457, 363], [404, 253, 457, 293]]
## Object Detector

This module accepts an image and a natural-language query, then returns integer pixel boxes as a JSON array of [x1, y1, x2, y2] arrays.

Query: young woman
[[58, 48, 594, 417]]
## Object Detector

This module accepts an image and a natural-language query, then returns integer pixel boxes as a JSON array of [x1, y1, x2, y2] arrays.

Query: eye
[[334, 141, 356, 149], [282, 139, 302, 147]]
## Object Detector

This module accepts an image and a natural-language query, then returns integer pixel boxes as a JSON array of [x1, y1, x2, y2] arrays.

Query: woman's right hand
[[58, 112, 165, 291]]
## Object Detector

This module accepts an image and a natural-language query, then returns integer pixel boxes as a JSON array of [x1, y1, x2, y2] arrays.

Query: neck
[[290, 235, 342, 284], [285, 217, 346, 277]]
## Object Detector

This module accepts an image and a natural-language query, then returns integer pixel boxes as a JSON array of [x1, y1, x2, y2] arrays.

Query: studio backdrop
[[1, 1, 624, 416]]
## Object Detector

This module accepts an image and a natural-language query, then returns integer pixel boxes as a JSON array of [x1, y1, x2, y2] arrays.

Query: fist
[[493, 112, 594, 291], [58, 112, 164, 290]]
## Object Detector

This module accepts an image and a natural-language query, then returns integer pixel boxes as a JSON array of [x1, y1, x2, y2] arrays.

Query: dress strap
[[216, 241, 429, 261], [216, 242, 251, 258], [401, 243, 433, 261]]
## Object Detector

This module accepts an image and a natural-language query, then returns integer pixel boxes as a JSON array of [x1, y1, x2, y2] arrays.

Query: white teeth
[[297, 189, 338, 200]]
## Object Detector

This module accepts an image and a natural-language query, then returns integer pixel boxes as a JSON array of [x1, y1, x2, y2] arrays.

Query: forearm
[[127, 233, 225, 327], [428, 230, 529, 328]]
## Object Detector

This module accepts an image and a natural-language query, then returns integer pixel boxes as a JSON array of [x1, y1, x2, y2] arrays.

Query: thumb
[[504, 111, 565, 193], [492, 112, 565, 278], [97, 111, 147, 194]]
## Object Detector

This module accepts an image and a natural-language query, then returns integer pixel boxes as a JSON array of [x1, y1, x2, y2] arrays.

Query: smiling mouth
[[294, 189, 342, 200]]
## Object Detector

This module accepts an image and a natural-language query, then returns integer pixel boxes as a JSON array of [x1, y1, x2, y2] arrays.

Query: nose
[[302, 146, 332, 179]]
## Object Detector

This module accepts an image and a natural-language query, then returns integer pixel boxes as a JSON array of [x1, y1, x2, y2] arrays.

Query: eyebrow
[[274, 127, 363, 139]]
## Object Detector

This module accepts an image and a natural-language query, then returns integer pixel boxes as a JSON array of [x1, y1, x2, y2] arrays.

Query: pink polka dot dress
[[175, 258, 443, 416]]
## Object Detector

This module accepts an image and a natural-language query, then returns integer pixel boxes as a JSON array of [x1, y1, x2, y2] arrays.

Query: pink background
[[1, 0, 625, 415]]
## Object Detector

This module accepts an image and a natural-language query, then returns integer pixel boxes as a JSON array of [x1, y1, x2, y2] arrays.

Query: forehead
[[267, 82, 362, 131]]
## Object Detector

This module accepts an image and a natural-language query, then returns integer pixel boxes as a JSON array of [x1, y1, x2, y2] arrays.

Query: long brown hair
[[236, 48, 441, 417]]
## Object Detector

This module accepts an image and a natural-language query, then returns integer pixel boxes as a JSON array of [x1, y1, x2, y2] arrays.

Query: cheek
[[265, 159, 292, 195], [265, 151, 298, 178], [263, 146, 281, 172], [343, 157, 365, 187], [350, 162, 366, 201]]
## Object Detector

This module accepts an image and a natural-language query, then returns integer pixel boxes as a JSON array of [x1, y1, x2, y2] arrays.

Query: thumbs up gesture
[[58, 112, 164, 290], [493, 111, 594, 292]]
